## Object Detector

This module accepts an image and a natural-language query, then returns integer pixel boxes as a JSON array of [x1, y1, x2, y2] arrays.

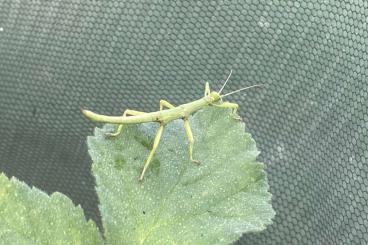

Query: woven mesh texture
[[1, 1, 367, 244]]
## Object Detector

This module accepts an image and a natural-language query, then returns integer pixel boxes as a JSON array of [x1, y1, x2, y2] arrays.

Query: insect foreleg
[[213, 102, 241, 120], [204, 82, 210, 96], [139, 123, 165, 181], [105, 109, 146, 138], [159, 100, 175, 110], [183, 119, 200, 164]]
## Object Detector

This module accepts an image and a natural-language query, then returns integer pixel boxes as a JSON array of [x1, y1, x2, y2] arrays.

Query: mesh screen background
[[1, 1, 367, 244]]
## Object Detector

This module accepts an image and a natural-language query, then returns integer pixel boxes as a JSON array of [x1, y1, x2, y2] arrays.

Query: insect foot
[[138, 175, 144, 183], [104, 132, 119, 138], [191, 159, 200, 164], [232, 114, 243, 121]]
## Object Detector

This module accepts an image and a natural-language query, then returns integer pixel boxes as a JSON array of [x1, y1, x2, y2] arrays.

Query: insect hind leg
[[105, 109, 146, 138], [139, 123, 165, 181]]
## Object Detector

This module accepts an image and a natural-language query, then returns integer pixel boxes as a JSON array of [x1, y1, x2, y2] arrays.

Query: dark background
[[1, 1, 367, 244]]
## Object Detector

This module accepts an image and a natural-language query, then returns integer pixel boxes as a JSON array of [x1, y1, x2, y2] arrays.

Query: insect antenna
[[218, 70, 233, 94], [221, 84, 264, 98]]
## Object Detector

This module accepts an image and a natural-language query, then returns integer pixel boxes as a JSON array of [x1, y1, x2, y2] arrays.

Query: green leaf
[[89, 107, 275, 245], [0, 173, 102, 244]]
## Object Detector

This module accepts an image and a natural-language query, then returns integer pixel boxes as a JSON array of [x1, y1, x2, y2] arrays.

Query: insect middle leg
[[139, 123, 165, 181], [105, 109, 146, 137], [183, 118, 200, 164]]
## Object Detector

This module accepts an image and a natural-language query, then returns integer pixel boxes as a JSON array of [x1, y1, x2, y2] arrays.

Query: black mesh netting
[[1, 1, 367, 244]]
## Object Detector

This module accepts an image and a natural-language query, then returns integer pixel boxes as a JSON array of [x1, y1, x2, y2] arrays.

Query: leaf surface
[[0, 174, 102, 244], [89, 107, 275, 245]]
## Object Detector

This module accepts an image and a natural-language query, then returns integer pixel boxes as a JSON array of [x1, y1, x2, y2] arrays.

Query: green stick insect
[[82, 71, 262, 181]]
